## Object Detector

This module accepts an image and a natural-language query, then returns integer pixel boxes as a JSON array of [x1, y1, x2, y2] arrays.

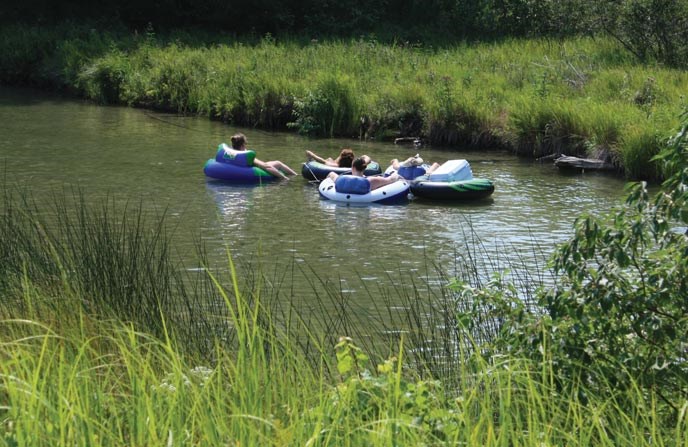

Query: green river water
[[1, 86, 629, 307]]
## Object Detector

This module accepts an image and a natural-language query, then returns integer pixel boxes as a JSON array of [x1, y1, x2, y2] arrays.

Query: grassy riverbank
[[2, 23, 687, 180]]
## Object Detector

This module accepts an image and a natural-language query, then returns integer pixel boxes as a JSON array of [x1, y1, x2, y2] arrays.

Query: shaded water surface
[[1, 87, 629, 306]]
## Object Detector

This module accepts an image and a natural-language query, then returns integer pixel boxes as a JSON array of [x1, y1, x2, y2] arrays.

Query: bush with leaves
[[456, 110, 687, 417], [310, 337, 457, 444], [546, 111, 687, 400], [594, 0, 688, 68]]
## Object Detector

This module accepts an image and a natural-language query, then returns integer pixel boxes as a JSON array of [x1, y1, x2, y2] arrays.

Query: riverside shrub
[[456, 110, 688, 417]]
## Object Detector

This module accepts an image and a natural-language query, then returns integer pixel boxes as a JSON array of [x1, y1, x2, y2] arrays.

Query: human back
[[344, 155, 401, 191]]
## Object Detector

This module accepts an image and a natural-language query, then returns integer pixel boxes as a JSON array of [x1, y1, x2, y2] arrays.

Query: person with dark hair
[[326, 155, 400, 190], [306, 148, 355, 168], [226, 133, 296, 179]]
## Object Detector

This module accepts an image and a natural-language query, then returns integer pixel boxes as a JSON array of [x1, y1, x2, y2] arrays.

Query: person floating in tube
[[305, 148, 355, 168], [224, 133, 297, 179], [327, 155, 401, 191]]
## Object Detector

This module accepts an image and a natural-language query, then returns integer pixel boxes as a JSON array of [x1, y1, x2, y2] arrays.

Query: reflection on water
[[318, 199, 409, 232], [206, 181, 260, 231], [1, 86, 631, 306]]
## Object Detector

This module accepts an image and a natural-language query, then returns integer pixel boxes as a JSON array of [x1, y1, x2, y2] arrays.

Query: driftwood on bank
[[394, 137, 422, 146], [554, 155, 617, 172]]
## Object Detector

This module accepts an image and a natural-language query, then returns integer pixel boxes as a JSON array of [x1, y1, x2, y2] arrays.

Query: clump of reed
[[4, 287, 677, 446], [1, 260, 681, 445], [289, 72, 362, 137], [508, 98, 614, 159], [0, 182, 545, 380], [0, 186, 219, 347], [619, 126, 664, 181]]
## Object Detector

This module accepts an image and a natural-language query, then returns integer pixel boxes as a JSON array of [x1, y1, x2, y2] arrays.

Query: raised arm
[[306, 150, 326, 164], [307, 150, 339, 167]]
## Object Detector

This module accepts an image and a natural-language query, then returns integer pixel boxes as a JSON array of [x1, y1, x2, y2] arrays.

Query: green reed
[[0, 186, 216, 347], [1, 290, 682, 445], [0, 184, 530, 369]]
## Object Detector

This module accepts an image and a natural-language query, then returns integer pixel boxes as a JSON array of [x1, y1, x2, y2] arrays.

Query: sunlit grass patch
[[2, 25, 688, 176]]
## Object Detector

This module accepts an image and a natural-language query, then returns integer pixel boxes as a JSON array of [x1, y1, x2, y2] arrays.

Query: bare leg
[[396, 156, 421, 168], [267, 160, 297, 175], [425, 162, 441, 175]]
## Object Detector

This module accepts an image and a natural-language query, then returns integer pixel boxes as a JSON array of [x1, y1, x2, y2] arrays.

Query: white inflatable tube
[[318, 177, 410, 204]]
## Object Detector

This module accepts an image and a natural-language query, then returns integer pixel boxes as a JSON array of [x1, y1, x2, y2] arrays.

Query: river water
[[0, 86, 629, 307]]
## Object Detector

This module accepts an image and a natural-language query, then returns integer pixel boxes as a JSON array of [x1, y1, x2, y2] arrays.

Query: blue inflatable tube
[[302, 160, 382, 181], [203, 144, 277, 183], [203, 160, 276, 183], [383, 164, 430, 180]]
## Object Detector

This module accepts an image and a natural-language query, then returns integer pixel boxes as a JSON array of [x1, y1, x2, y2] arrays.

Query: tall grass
[[0, 184, 542, 373], [0, 187, 220, 349], [1, 279, 682, 445], [2, 24, 687, 179], [1, 186, 685, 444]]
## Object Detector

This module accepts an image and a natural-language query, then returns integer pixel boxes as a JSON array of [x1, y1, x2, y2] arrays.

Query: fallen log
[[554, 155, 616, 172], [394, 137, 421, 146]]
